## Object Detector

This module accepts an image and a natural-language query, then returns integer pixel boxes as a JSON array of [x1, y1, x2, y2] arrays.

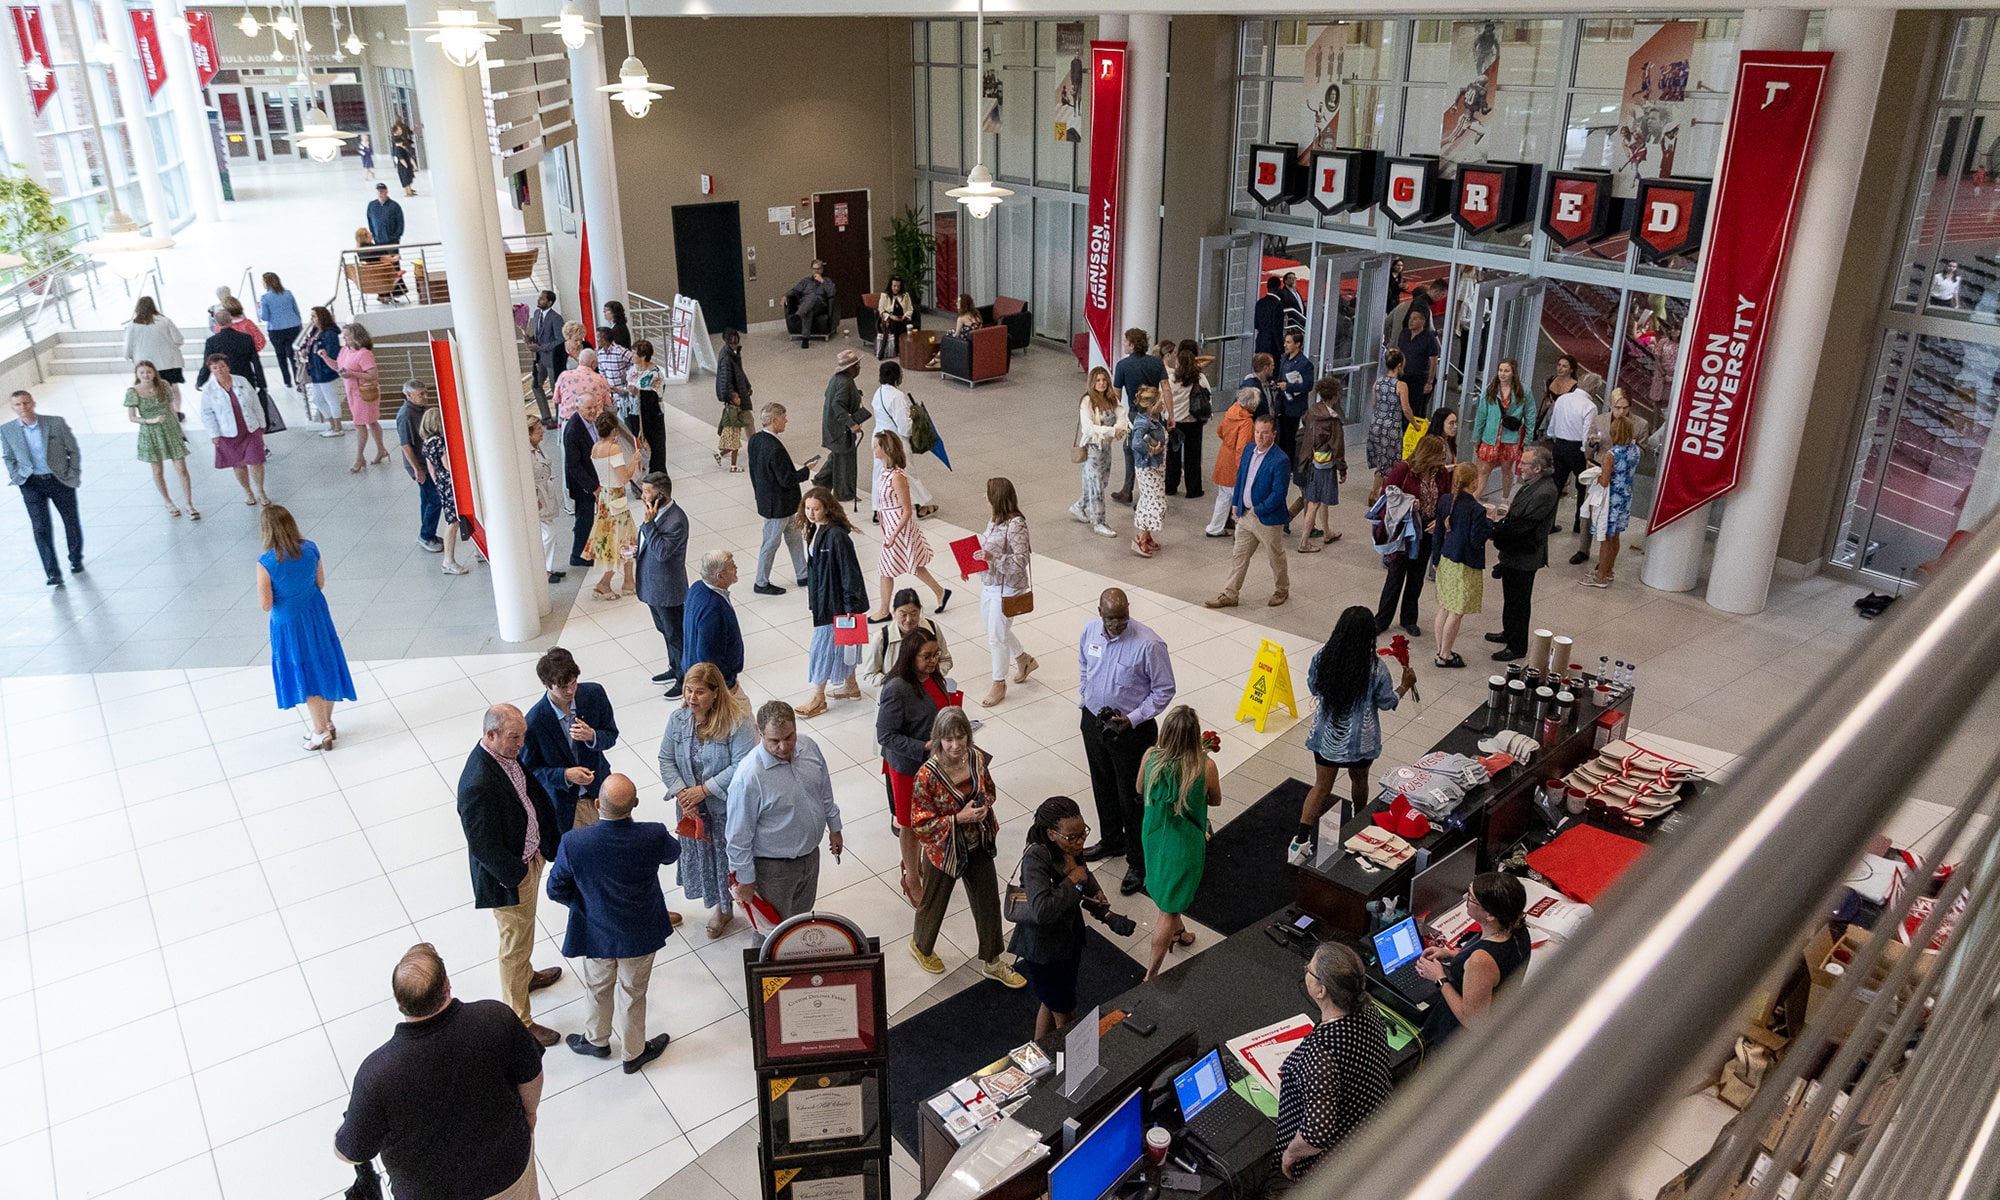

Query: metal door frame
[[1196, 230, 1260, 387], [1309, 249, 1394, 423]]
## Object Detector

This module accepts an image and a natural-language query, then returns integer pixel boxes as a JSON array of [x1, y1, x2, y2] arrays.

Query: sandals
[[243, 494, 260, 506], [592, 586, 620, 601], [1434, 653, 1466, 669], [349, 462, 365, 474], [165, 504, 182, 518], [796, 696, 829, 718], [705, 912, 734, 939], [188, 509, 201, 521], [713, 451, 725, 466], [829, 685, 862, 701], [1296, 542, 1321, 554], [1172, 930, 1197, 951]]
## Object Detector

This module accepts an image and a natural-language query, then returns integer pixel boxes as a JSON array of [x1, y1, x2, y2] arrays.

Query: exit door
[[1455, 277, 1546, 418], [811, 190, 871, 321], [672, 201, 748, 335], [1195, 231, 1260, 384], [1308, 251, 1394, 423]]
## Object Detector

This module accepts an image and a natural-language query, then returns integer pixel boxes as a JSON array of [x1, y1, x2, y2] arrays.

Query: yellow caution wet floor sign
[[1235, 639, 1298, 732]]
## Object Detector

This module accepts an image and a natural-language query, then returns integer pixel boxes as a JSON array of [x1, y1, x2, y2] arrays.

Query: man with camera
[[1075, 588, 1177, 897]]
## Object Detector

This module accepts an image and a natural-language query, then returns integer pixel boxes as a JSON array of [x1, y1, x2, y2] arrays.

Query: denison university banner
[[1650, 51, 1832, 531], [1083, 41, 1126, 367]]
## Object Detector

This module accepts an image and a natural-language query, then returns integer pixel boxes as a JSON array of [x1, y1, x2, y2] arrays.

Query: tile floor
[[3, 157, 1978, 1199]]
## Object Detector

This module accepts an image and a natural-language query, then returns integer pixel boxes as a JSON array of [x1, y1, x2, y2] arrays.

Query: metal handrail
[[628, 289, 672, 354], [1306, 512, 2000, 1200]]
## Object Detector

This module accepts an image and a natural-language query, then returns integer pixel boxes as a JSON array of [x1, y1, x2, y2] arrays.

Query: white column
[[1641, 6, 1810, 593], [1119, 14, 1166, 340], [567, 0, 626, 311], [98, 0, 168, 230], [406, 0, 549, 638], [1705, 8, 1892, 613], [164, 0, 220, 220], [0, 9, 47, 188]]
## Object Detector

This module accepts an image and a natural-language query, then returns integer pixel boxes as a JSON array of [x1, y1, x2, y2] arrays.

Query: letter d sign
[[1648, 201, 1679, 232]]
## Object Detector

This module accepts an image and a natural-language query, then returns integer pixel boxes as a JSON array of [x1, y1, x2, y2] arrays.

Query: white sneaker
[[1091, 523, 1118, 538], [1285, 837, 1312, 867], [1068, 502, 1090, 524]]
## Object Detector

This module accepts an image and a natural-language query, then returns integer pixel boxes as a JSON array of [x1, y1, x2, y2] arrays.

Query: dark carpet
[[1183, 777, 1309, 936], [888, 929, 1146, 1156]]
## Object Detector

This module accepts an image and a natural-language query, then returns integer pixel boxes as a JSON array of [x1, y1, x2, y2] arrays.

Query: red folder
[[950, 535, 987, 581], [832, 614, 870, 645]]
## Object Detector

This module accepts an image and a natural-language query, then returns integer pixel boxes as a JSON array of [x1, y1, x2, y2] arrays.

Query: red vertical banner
[[130, 9, 166, 97], [576, 220, 595, 347], [11, 8, 53, 114], [430, 336, 483, 556], [1083, 40, 1126, 367], [1648, 52, 1832, 532], [185, 9, 219, 88]]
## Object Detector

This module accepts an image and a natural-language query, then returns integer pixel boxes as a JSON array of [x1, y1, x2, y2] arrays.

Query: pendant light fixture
[[273, 8, 296, 40], [70, 29, 173, 278], [164, 10, 189, 37], [412, 5, 506, 69], [946, 0, 1010, 219], [236, 5, 259, 37], [343, 4, 363, 56], [543, 1, 597, 50], [286, 0, 351, 161], [598, 0, 669, 118]]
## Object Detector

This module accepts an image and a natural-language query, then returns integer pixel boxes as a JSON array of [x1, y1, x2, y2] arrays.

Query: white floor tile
[[48, 1078, 209, 1199], [22, 851, 149, 929], [298, 926, 424, 1022], [161, 912, 300, 1003], [242, 792, 361, 860], [262, 832, 386, 907], [39, 1010, 190, 1125], [643, 1011, 757, 1134], [125, 782, 240, 848], [563, 1135, 697, 1200], [149, 864, 277, 946], [535, 1066, 683, 1193], [0, 1055, 46, 1138], [209, 1095, 355, 1200], [193, 1028, 348, 1146], [175, 966, 322, 1071], [322, 998, 401, 1087], [116, 746, 228, 807], [26, 898, 159, 985], [0, 1130, 56, 1200], [32, 950, 175, 1052], [97, 1153, 224, 1199], [363, 802, 467, 872], [278, 876, 411, 960], [387, 852, 470, 921], [135, 822, 258, 894]]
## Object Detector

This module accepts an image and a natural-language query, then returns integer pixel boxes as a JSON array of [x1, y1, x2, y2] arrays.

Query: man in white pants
[[528, 416, 565, 583]]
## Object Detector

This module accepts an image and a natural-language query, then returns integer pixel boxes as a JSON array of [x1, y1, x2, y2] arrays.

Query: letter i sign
[[1235, 639, 1299, 732]]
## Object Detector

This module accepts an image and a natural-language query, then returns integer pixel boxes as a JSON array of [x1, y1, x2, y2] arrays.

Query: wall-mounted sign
[[1452, 161, 1528, 235], [1307, 148, 1377, 215], [1379, 156, 1447, 226], [1082, 40, 1127, 366], [10, 8, 52, 113], [186, 10, 221, 88], [129, 9, 166, 96], [1540, 170, 1615, 246], [1631, 175, 1711, 262], [1247, 142, 1307, 207]]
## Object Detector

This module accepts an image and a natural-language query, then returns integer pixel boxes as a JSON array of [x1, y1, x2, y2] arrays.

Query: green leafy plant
[[0, 167, 70, 273], [885, 205, 936, 309]]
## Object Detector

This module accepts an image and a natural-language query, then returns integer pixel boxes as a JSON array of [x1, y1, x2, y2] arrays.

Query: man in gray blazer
[[1, 391, 83, 587], [633, 471, 690, 697]]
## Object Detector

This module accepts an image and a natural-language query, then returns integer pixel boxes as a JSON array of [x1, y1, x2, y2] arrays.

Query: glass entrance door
[[1308, 251, 1393, 423], [1455, 276, 1548, 417], [1196, 231, 1260, 387]]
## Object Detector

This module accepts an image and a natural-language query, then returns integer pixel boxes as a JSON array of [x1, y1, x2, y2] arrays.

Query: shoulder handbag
[[907, 395, 938, 455], [357, 374, 381, 407], [1002, 855, 1031, 924], [999, 541, 1033, 617], [1189, 380, 1213, 422], [1071, 418, 1089, 464]]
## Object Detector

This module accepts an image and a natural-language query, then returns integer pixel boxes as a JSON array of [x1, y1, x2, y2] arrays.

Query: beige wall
[[1779, 11, 1949, 567], [608, 16, 913, 319], [1157, 14, 1235, 342]]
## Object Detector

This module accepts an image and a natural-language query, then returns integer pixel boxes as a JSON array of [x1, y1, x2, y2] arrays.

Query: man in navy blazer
[[456, 704, 564, 1046], [545, 773, 680, 1073], [634, 471, 691, 697], [520, 647, 619, 833], [563, 390, 606, 566], [1206, 412, 1292, 609], [683, 549, 745, 690]]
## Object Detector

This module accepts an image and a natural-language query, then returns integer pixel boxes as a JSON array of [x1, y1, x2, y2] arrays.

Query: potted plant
[[885, 206, 935, 313], [0, 167, 71, 290]]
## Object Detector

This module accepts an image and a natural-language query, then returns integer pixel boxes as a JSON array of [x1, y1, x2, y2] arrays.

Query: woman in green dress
[[126, 360, 196, 519], [1139, 704, 1221, 982]]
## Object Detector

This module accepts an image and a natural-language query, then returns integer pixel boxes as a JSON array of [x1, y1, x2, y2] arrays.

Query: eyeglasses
[[1054, 825, 1090, 844]]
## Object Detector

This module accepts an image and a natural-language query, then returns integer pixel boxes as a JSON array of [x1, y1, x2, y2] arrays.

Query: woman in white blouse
[[122, 296, 185, 411], [972, 477, 1037, 708], [871, 360, 935, 519]]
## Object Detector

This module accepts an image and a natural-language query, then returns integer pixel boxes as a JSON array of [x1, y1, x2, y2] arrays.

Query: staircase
[[45, 329, 131, 376]]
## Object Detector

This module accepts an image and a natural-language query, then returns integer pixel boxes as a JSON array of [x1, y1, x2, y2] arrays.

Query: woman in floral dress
[[1129, 386, 1168, 557], [868, 431, 951, 619], [1367, 349, 1413, 501], [126, 360, 196, 518]]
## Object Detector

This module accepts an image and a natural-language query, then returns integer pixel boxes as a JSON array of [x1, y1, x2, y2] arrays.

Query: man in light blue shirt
[[726, 700, 844, 926], [1075, 588, 1176, 895], [0, 390, 83, 587]]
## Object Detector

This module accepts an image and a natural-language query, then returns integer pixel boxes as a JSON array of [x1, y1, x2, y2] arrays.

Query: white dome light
[[237, 10, 260, 36], [543, 3, 597, 50], [345, 31, 363, 55], [601, 54, 670, 118], [947, 163, 1012, 220], [413, 8, 505, 68], [273, 12, 296, 39], [295, 106, 355, 162], [77, 209, 174, 281]]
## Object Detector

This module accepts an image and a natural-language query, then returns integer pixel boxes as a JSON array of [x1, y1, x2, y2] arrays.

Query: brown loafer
[[529, 966, 563, 992], [527, 1022, 561, 1048], [668, 912, 684, 928]]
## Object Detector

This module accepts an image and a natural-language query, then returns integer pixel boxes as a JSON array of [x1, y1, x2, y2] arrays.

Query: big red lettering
[[1258, 162, 1277, 186], [1392, 175, 1415, 203]]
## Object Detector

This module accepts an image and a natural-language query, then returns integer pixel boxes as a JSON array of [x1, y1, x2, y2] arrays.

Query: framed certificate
[[748, 956, 887, 1065], [759, 1066, 885, 1161], [764, 1152, 886, 1200]]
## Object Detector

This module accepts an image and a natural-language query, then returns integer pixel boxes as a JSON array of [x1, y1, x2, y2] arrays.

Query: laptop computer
[[1370, 916, 1440, 1010], [1176, 1049, 1269, 1178]]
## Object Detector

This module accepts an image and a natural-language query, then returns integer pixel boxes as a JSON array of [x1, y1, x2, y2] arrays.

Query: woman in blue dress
[[1582, 407, 1642, 589], [1288, 606, 1417, 867], [257, 505, 357, 751], [660, 662, 756, 938]]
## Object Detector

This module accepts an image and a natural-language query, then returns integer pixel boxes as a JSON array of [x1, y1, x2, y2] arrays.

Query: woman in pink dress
[[868, 431, 951, 621], [324, 322, 388, 473], [197, 353, 271, 506]]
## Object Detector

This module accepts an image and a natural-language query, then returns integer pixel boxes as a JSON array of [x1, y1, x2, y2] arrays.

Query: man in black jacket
[[1485, 444, 1559, 663], [748, 403, 817, 596], [456, 704, 564, 1047], [563, 390, 606, 567], [818, 350, 866, 502], [195, 314, 266, 393]]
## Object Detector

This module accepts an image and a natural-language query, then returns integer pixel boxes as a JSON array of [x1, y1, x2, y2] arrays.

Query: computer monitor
[[1484, 784, 1535, 861], [1173, 1049, 1230, 1121], [1050, 1089, 1145, 1200], [1409, 839, 1479, 930], [1372, 916, 1424, 973]]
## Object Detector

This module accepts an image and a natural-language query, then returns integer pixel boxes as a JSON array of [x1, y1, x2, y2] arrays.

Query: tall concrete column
[[0, 8, 47, 187], [567, 0, 626, 311], [405, 0, 549, 639], [1119, 14, 1167, 341], [164, 0, 220, 220], [98, 0, 169, 230], [1705, 8, 1892, 613], [1641, 6, 1810, 593]]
